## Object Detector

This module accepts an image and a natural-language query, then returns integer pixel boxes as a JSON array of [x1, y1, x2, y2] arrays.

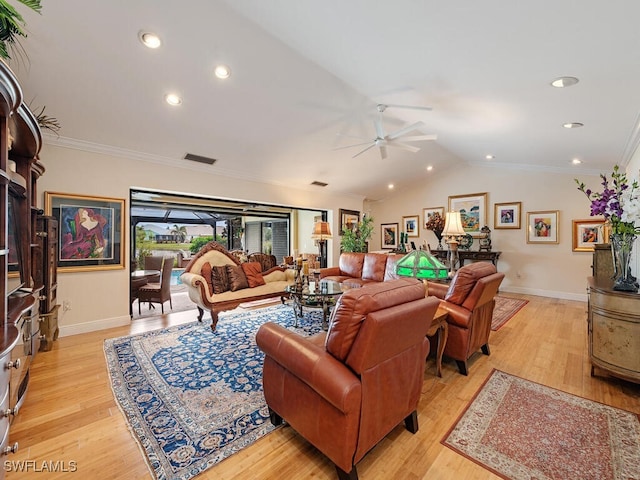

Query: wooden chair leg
[[404, 410, 418, 433], [268, 407, 283, 426], [197, 306, 204, 322], [456, 360, 468, 376], [336, 465, 358, 480]]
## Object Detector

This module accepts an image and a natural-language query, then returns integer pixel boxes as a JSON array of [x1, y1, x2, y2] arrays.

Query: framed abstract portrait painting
[[45, 192, 125, 272], [526, 210, 559, 244]]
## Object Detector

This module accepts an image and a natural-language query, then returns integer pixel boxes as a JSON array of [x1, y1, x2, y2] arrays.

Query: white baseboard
[[500, 286, 588, 303], [58, 315, 131, 338]]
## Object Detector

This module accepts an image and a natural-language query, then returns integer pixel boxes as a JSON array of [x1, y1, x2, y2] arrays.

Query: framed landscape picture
[[572, 218, 607, 252], [423, 207, 445, 229], [526, 210, 559, 244], [402, 215, 420, 237], [45, 191, 125, 272], [448, 192, 488, 237], [339, 208, 360, 235], [381, 223, 399, 249], [494, 202, 521, 229]]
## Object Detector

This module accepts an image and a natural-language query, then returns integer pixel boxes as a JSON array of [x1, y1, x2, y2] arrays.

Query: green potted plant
[[0, 0, 42, 60], [340, 215, 374, 253]]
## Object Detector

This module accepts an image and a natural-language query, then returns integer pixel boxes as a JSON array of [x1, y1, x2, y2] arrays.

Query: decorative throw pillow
[[227, 264, 249, 291], [241, 261, 266, 288], [211, 265, 231, 294], [200, 262, 214, 295]]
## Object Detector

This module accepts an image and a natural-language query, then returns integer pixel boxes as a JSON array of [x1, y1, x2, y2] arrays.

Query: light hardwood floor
[[7, 294, 640, 479]]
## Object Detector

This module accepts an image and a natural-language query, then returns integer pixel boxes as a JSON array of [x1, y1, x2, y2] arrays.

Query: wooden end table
[[427, 307, 449, 377]]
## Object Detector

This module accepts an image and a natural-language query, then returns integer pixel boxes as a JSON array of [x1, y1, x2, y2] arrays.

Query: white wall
[[38, 143, 361, 336], [366, 165, 600, 301]]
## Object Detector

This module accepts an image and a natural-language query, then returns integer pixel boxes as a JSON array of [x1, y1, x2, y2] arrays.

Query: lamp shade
[[443, 211, 465, 236], [396, 250, 448, 280], [311, 221, 332, 240]]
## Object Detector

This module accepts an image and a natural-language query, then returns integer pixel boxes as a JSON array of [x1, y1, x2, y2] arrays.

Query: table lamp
[[311, 221, 332, 268], [442, 211, 466, 275]]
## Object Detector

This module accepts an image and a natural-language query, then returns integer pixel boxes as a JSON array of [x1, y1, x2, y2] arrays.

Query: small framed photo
[[494, 202, 521, 229], [423, 207, 445, 229], [381, 223, 399, 249], [402, 215, 420, 237], [45, 191, 125, 272], [572, 218, 607, 252], [339, 208, 360, 235], [448, 192, 488, 237], [526, 210, 559, 244]]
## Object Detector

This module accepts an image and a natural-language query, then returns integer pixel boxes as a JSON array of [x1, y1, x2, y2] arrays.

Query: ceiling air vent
[[311, 181, 328, 187], [183, 153, 217, 165]]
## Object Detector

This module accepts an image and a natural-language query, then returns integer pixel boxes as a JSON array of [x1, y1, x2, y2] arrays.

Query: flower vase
[[610, 233, 638, 292], [435, 232, 443, 250]]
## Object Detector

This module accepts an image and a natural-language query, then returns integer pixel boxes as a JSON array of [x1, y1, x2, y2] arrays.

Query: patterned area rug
[[442, 369, 640, 480], [105, 303, 323, 480], [492, 296, 528, 330]]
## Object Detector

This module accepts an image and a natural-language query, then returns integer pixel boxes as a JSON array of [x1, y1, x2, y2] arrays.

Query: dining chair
[[138, 257, 174, 314]]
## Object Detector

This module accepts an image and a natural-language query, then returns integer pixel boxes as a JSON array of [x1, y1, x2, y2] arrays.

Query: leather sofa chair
[[256, 279, 439, 480], [319, 252, 405, 287], [427, 262, 504, 375]]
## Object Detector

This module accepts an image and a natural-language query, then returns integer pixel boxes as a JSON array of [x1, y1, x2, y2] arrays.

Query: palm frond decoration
[[0, 0, 42, 60], [32, 105, 61, 136]]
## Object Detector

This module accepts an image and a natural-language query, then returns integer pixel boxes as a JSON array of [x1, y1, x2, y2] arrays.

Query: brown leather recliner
[[427, 262, 505, 375], [256, 278, 439, 480]]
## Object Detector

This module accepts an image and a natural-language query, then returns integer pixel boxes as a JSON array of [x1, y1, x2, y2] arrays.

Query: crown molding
[[42, 133, 365, 201]]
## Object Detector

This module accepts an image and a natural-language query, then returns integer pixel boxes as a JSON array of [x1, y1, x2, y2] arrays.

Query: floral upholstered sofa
[[180, 242, 295, 330]]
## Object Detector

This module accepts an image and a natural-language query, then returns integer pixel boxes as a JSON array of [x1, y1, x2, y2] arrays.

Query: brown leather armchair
[[256, 279, 439, 480], [427, 262, 505, 375]]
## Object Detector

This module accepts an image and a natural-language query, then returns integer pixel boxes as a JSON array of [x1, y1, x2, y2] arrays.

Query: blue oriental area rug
[[104, 304, 323, 480]]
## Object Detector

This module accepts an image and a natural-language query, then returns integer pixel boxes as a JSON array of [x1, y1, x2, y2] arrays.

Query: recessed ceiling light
[[388, 183, 394, 189], [485, 154, 495, 160], [563, 122, 584, 129], [139, 31, 161, 49], [426, 165, 433, 171], [551, 76, 579, 88], [572, 158, 582, 165], [214, 65, 231, 79], [165, 93, 182, 106]]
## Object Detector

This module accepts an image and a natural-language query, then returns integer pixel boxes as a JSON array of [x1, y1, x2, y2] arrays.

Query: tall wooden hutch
[[0, 60, 45, 468]]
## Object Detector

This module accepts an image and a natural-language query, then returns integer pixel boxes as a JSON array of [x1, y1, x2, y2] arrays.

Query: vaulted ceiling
[[10, 0, 640, 200]]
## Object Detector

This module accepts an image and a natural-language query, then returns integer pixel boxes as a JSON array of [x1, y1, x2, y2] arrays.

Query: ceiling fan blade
[[333, 141, 374, 151], [352, 143, 377, 158], [386, 141, 420, 153], [374, 115, 385, 139], [379, 146, 388, 160], [384, 103, 432, 111], [386, 121, 425, 140], [399, 134, 438, 142]]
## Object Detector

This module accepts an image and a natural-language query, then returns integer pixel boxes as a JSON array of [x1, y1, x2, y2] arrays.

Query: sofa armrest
[[319, 266, 340, 279], [427, 281, 448, 299], [437, 301, 472, 329], [180, 271, 203, 287], [256, 322, 361, 413]]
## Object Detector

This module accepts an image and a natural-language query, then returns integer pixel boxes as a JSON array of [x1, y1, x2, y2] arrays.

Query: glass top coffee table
[[285, 280, 350, 330]]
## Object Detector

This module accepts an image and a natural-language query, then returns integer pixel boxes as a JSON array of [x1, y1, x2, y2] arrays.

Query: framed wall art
[[448, 192, 488, 237], [402, 215, 420, 237], [381, 223, 399, 249], [423, 206, 445, 229], [494, 202, 521, 229], [526, 210, 559, 244], [572, 218, 607, 252], [339, 208, 360, 235], [45, 192, 125, 272]]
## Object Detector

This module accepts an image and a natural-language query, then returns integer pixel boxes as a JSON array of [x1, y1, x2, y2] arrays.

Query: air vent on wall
[[311, 181, 328, 187], [183, 153, 217, 165]]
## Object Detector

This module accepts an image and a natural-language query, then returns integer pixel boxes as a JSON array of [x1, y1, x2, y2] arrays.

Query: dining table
[[130, 270, 161, 315]]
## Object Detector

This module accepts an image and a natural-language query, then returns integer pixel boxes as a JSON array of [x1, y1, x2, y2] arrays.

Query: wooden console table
[[432, 249, 501, 269], [587, 276, 640, 384]]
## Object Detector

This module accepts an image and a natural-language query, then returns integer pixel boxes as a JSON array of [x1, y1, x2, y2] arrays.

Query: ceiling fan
[[335, 104, 437, 160]]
